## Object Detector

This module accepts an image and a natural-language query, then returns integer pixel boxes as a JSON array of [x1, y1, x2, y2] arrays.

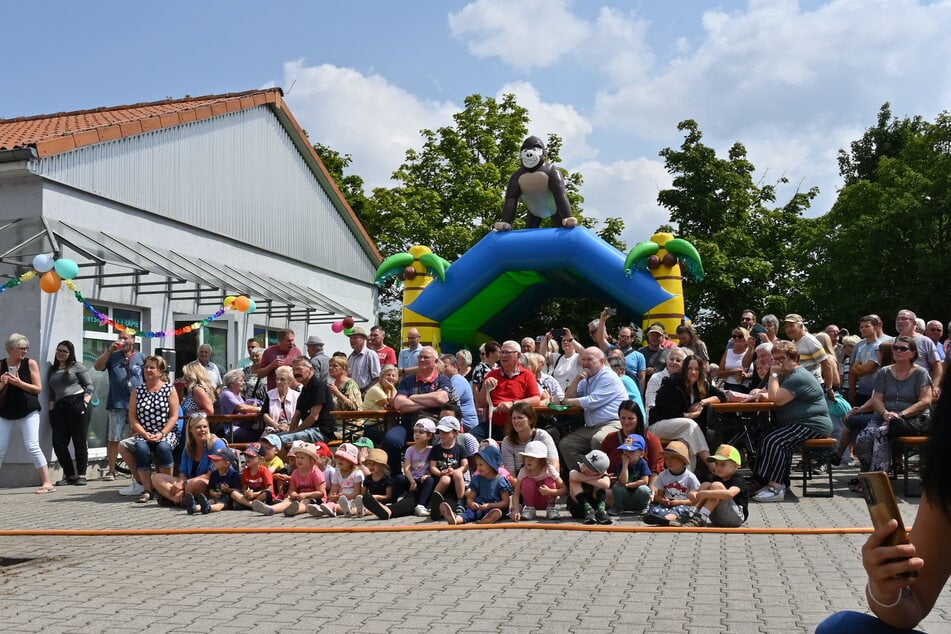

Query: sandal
[[137, 491, 153, 503], [35, 485, 56, 494]]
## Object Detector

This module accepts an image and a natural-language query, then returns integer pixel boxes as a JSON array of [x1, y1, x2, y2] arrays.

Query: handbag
[[827, 393, 851, 419]]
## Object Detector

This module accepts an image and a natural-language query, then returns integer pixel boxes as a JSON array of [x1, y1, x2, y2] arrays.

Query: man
[[187, 344, 222, 393], [381, 346, 456, 474], [439, 354, 480, 437], [520, 337, 536, 353], [925, 320, 946, 362], [305, 335, 329, 382], [398, 328, 423, 377], [368, 325, 398, 367], [258, 329, 302, 391], [824, 324, 845, 368], [238, 337, 261, 369], [896, 309, 943, 390], [348, 326, 381, 393], [782, 314, 835, 401], [559, 347, 627, 472], [275, 356, 336, 446], [849, 314, 891, 404], [92, 332, 145, 486], [475, 340, 542, 439], [638, 323, 669, 378], [739, 309, 769, 345], [593, 309, 635, 355], [471, 341, 500, 391]]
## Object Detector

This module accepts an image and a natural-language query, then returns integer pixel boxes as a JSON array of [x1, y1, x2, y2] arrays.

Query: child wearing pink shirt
[[251, 443, 326, 517], [511, 440, 566, 521]]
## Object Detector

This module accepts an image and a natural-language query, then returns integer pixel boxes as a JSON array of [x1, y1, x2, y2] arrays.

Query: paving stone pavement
[[0, 465, 949, 633]]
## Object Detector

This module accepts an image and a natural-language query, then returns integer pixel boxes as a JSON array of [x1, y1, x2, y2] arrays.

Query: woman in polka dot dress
[[126, 356, 180, 503]]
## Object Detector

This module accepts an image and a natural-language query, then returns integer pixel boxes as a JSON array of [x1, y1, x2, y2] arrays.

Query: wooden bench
[[801, 437, 837, 497], [895, 436, 928, 498]]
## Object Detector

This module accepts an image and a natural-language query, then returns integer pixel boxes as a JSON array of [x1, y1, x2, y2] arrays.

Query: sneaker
[[607, 506, 621, 517], [74, 476, 87, 486], [196, 493, 211, 515], [338, 497, 351, 517], [102, 472, 116, 482], [362, 494, 391, 520], [595, 509, 613, 525], [55, 478, 74, 487], [642, 513, 670, 526], [521, 506, 536, 520], [439, 501, 458, 525], [546, 507, 560, 520], [351, 496, 365, 518], [184, 493, 197, 515], [430, 491, 445, 520], [119, 481, 144, 496], [583, 507, 597, 525], [680, 512, 711, 528], [752, 485, 786, 502], [414, 504, 428, 517], [306, 504, 324, 517], [252, 500, 274, 516], [284, 500, 300, 517], [318, 503, 336, 518]]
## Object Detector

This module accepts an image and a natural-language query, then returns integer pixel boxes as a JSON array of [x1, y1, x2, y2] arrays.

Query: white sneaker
[[119, 481, 144, 496], [351, 496, 364, 518], [414, 505, 428, 517], [521, 506, 536, 520], [546, 507, 560, 520], [752, 485, 786, 502], [338, 497, 351, 516]]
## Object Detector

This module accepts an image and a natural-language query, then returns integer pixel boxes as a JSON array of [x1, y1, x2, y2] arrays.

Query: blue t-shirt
[[468, 472, 514, 504], [616, 456, 652, 480], [208, 466, 242, 499], [450, 374, 479, 431], [625, 350, 646, 378]]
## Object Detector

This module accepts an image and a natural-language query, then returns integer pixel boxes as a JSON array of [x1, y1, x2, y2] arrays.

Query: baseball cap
[[618, 434, 646, 453], [243, 443, 263, 457], [436, 416, 460, 432], [354, 437, 375, 449], [518, 440, 548, 460], [414, 418, 436, 434], [261, 434, 283, 450], [706, 444, 742, 466], [646, 322, 666, 335], [208, 447, 236, 463], [783, 313, 804, 324], [313, 441, 333, 458], [579, 450, 610, 476]]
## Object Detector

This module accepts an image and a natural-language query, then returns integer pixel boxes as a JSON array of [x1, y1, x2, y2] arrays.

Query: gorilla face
[[520, 145, 544, 169]]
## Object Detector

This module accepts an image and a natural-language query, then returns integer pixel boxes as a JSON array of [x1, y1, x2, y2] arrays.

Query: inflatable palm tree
[[624, 232, 704, 336], [375, 245, 451, 350]]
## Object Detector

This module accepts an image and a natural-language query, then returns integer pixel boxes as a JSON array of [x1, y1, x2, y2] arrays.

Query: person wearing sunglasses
[[716, 328, 754, 393]]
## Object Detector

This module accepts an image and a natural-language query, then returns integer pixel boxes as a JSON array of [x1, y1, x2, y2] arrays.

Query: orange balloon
[[40, 270, 62, 293], [233, 296, 251, 312]]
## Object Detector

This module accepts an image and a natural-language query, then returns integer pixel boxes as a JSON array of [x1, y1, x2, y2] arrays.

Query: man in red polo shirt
[[475, 340, 541, 440]]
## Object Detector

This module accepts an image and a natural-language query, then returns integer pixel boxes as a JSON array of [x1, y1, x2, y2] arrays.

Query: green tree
[[657, 120, 817, 351], [312, 142, 369, 219]]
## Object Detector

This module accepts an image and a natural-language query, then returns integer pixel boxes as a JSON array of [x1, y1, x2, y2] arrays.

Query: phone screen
[[859, 471, 917, 576]]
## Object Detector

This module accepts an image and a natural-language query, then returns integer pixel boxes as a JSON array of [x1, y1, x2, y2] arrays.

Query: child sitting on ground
[[609, 434, 652, 517], [314, 441, 335, 484], [397, 418, 436, 517], [358, 448, 394, 519], [567, 449, 613, 525], [511, 440, 566, 521], [644, 440, 700, 526], [231, 443, 275, 509], [252, 443, 326, 517], [428, 416, 469, 519], [439, 444, 512, 525], [309, 443, 364, 518], [186, 447, 242, 514], [679, 443, 749, 528], [260, 434, 286, 472], [354, 436, 374, 477]]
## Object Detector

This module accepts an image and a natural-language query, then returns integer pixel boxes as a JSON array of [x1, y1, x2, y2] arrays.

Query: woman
[[816, 370, 951, 633], [761, 314, 781, 343], [815, 332, 842, 391], [151, 412, 226, 506], [601, 400, 663, 478], [455, 349, 473, 381], [522, 352, 563, 406], [675, 323, 709, 364], [500, 402, 560, 477], [749, 340, 833, 503], [608, 355, 645, 417], [717, 327, 754, 392], [644, 347, 687, 411], [328, 356, 362, 411], [363, 364, 398, 410], [217, 369, 263, 442], [121, 355, 180, 503], [851, 335, 932, 475], [47, 340, 94, 486], [648, 355, 724, 469], [241, 347, 267, 402], [181, 362, 215, 417], [0, 333, 54, 493], [831, 341, 894, 470], [547, 328, 583, 391], [261, 366, 299, 434]]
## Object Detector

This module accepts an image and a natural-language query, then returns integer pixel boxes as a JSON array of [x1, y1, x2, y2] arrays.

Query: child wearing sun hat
[[643, 440, 700, 526]]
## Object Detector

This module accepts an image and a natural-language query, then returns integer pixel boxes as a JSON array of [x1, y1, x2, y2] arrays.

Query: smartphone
[[604, 307, 617, 316], [859, 471, 917, 577], [551, 328, 565, 338]]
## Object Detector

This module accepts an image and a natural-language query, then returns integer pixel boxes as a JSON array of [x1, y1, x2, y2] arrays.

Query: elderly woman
[[328, 356, 362, 412], [119, 355, 180, 503], [181, 362, 215, 417], [761, 314, 781, 343], [521, 352, 564, 406], [47, 340, 94, 486], [674, 323, 709, 364], [261, 365, 299, 434], [0, 333, 54, 493], [851, 335, 932, 475], [644, 347, 687, 411], [241, 347, 267, 402], [455, 349, 473, 381], [216, 369, 263, 442], [151, 412, 226, 506], [500, 402, 560, 477], [717, 327, 754, 392], [748, 340, 832, 503], [648, 355, 723, 469]]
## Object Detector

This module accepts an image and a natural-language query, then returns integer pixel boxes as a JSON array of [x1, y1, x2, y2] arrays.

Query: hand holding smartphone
[[859, 471, 917, 577]]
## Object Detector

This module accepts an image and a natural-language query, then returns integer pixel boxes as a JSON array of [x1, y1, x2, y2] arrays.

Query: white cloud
[[279, 60, 458, 189], [496, 81, 595, 163]]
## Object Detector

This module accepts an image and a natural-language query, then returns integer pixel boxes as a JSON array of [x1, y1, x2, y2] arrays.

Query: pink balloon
[[331, 321, 344, 333]]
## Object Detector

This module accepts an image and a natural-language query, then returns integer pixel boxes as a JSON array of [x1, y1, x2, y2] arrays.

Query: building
[[0, 89, 380, 485]]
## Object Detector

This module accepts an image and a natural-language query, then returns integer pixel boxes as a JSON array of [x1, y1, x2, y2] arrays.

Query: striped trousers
[[754, 423, 824, 485]]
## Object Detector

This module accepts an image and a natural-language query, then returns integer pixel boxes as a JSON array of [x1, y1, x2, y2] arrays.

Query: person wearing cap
[[510, 439, 566, 521], [475, 340, 542, 441], [254, 443, 327, 517], [347, 326, 381, 393], [567, 449, 613, 524], [398, 327, 423, 377], [305, 335, 330, 383], [276, 357, 336, 446], [638, 322, 670, 378], [783, 313, 836, 398], [363, 419, 438, 519], [353, 436, 375, 475], [643, 440, 701, 526], [258, 329, 302, 391], [609, 434, 652, 517], [230, 443, 275, 510], [258, 434, 285, 474], [312, 442, 365, 518], [368, 326, 397, 367], [382, 346, 455, 476], [439, 444, 512, 525], [559, 347, 627, 476], [679, 444, 748, 528], [427, 416, 470, 518], [186, 447, 242, 514]]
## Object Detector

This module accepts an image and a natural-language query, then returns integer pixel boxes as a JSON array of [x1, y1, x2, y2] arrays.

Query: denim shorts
[[107, 409, 130, 442]]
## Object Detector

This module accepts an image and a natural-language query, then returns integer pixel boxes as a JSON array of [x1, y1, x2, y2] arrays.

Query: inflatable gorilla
[[495, 135, 577, 231]]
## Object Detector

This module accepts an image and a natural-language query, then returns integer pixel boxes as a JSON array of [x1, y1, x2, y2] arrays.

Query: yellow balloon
[[224, 295, 237, 307]]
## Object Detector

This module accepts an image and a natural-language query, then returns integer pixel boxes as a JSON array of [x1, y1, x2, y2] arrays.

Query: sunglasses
[[892, 346, 912, 352], [731, 335, 745, 339]]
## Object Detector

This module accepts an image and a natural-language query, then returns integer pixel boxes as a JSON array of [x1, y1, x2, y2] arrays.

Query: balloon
[[342, 316, 355, 329], [343, 327, 354, 336], [33, 254, 55, 273], [233, 296, 251, 312], [247, 300, 257, 314], [40, 271, 62, 293], [53, 258, 80, 280], [331, 321, 344, 333], [224, 295, 236, 307]]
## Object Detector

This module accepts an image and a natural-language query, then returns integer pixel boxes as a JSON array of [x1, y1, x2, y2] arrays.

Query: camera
[[604, 307, 617, 316]]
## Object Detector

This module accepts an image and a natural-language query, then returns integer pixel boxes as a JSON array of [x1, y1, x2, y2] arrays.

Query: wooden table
[[710, 401, 774, 413]]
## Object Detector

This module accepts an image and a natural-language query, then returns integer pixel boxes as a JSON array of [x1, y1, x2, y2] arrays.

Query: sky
[[4, 0, 951, 248]]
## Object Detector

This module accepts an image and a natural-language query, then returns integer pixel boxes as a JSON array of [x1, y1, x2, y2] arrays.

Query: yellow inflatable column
[[401, 245, 442, 352], [642, 232, 687, 336]]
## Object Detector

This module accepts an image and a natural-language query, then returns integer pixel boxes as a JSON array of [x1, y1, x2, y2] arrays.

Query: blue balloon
[[53, 258, 80, 280], [247, 300, 257, 314], [33, 254, 55, 273]]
